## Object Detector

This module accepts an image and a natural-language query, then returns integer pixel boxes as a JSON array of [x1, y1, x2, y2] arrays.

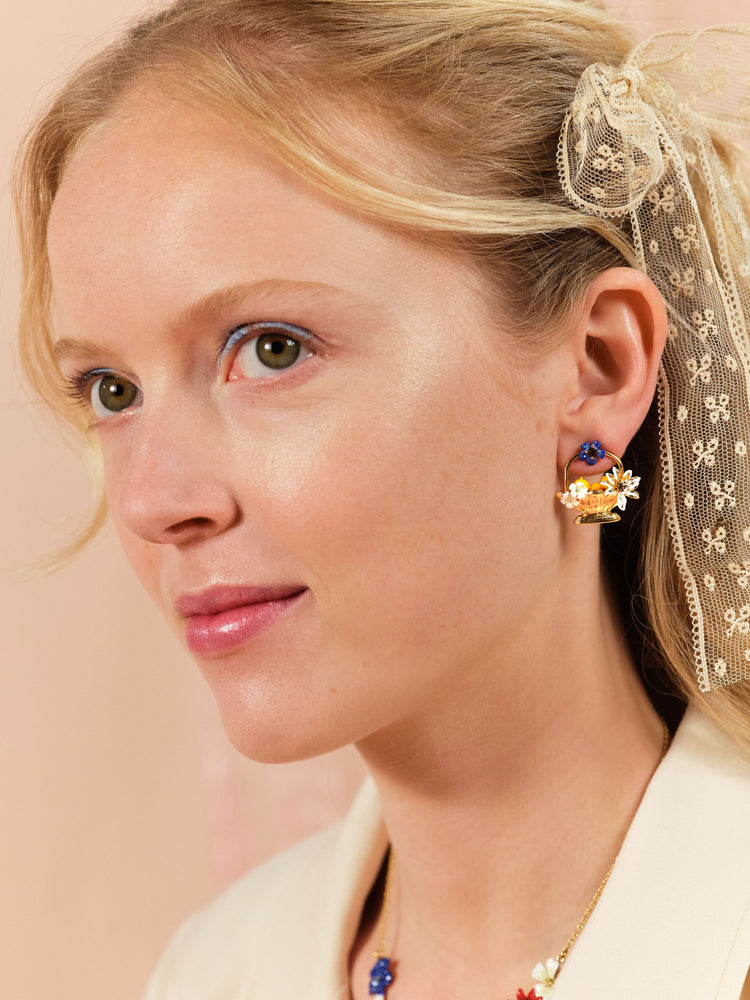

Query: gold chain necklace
[[367, 721, 671, 999]]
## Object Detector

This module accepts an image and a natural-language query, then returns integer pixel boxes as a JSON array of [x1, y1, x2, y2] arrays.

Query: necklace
[[368, 720, 671, 999]]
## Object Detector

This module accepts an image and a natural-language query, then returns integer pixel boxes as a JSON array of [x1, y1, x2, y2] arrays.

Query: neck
[[351, 557, 665, 1000]]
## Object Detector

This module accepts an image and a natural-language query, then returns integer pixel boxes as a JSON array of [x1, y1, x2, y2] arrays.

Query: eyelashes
[[221, 321, 314, 381], [62, 320, 316, 419], [63, 367, 128, 409], [218, 321, 313, 365]]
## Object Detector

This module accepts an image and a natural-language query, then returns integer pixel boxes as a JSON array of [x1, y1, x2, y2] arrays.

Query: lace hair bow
[[559, 27, 750, 691]]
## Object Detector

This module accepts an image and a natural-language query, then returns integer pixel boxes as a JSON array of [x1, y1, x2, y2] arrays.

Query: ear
[[557, 267, 668, 470]]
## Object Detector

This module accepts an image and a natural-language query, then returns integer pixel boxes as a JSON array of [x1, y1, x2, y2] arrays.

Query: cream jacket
[[146, 707, 750, 999]]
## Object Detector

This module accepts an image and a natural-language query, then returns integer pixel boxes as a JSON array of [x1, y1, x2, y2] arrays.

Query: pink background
[[1, 1, 747, 996]]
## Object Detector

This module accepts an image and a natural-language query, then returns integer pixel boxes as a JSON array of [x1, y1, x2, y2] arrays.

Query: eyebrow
[[169, 279, 370, 335], [52, 278, 374, 364], [170, 282, 269, 335], [53, 337, 109, 366]]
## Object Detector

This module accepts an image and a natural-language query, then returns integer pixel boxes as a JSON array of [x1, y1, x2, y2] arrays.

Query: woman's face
[[47, 98, 564, 762]]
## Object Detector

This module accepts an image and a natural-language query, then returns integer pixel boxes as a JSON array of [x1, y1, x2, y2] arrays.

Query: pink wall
[[1, 1, 747, 997]]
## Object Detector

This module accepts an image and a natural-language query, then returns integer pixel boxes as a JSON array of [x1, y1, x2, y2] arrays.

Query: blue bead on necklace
[[368, 956, 394, 997]]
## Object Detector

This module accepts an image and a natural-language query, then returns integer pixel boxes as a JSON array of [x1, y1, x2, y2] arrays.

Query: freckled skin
[[47, 98, 567, 764]]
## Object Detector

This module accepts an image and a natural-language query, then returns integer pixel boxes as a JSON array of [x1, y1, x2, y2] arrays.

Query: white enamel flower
[[559, 479, 589, 509], [531, 958, 560, 997], [569, 480, 589, 499], [601, 469, 641, 510]]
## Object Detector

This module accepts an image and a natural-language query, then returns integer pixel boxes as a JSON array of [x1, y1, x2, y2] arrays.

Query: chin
[[212, 691, 362, 765]]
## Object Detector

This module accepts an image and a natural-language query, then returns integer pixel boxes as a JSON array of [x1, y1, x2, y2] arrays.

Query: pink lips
[[178, 585, 307, 655]]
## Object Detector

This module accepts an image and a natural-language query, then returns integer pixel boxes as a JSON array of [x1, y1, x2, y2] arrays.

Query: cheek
[[234, 359, 555, 654], [100, 443, 170, 604], [114, 517, 161, 597]]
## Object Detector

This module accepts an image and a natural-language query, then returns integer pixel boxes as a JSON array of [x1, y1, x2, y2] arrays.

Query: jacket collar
[[317, 707, 750, 1000]]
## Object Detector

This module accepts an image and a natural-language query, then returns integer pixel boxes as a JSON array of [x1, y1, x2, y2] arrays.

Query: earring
[[556, 440, 641, 524]]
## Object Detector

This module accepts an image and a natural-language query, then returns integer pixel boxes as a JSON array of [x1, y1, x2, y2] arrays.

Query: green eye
[[231, 325, 312, 379], [91, 374, 139, 416], [255, 335, 302, 370]]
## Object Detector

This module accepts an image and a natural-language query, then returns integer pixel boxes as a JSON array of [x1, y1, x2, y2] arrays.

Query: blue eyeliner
[[219, 321, 313, 364]]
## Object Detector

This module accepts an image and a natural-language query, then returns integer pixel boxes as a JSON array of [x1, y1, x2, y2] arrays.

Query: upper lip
[[175, 585, 306, 618]]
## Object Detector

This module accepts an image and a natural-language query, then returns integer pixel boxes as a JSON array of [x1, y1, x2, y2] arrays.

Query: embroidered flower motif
[[692, 437, 719, 469], [667, 323, 679, 341], [726, 356, 739, 371], [579, 441, 605, 465], [590, 185, 606, 200], [690, 309, 717, 340], [736, 441, 747, 456], [704, 394, 730, 423], [649, 239, 659, 256], [686, 354, 712, 386], [702, 525, 727, 555], [684, 493, 695, 509], [632, 161, 654, 186], [685, 151, 698, 166], [709, 479, 736, 511], [725, 605, 750, 636], [648, 185, 677, 217], [668, 41, 697, 75], [729, 562, 750, 588], [531, 959, 559, 998], [702, 66, 729, 96], [677, 405, 688, 422], [704, 574, 716, 591], [669, 267, 696, 298], [714, 658, 728, 678], [592, 143, 625, 173], [674, 224, 699, 253], [744, 528, 750, 544], [602, 468, 640, 510]]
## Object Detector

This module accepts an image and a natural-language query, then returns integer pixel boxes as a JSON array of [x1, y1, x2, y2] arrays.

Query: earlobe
[[558, 267, 668, 467]]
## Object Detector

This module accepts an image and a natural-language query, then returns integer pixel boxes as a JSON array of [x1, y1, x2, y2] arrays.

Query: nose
[[111, 407, 240, 546]]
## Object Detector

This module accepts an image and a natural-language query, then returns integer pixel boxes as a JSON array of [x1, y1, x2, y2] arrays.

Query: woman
[[14, 1, 750, 997]]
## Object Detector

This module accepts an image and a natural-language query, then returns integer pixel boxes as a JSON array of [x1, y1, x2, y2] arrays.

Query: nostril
[[116, 472, 240, 545], [165, 515, 217, 536]]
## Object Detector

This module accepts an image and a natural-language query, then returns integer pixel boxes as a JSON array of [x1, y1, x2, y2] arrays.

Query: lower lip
[[185, 590, 306, 655]]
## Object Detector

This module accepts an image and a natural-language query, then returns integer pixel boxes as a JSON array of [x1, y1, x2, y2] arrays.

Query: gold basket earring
[[556, 441, 641, 525]]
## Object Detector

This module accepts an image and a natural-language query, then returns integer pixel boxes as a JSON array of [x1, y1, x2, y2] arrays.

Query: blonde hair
[[14, 0, 750, 747]]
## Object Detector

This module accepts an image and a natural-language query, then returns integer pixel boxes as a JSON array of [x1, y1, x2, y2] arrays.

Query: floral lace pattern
[[558, 27, 750, 690]]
